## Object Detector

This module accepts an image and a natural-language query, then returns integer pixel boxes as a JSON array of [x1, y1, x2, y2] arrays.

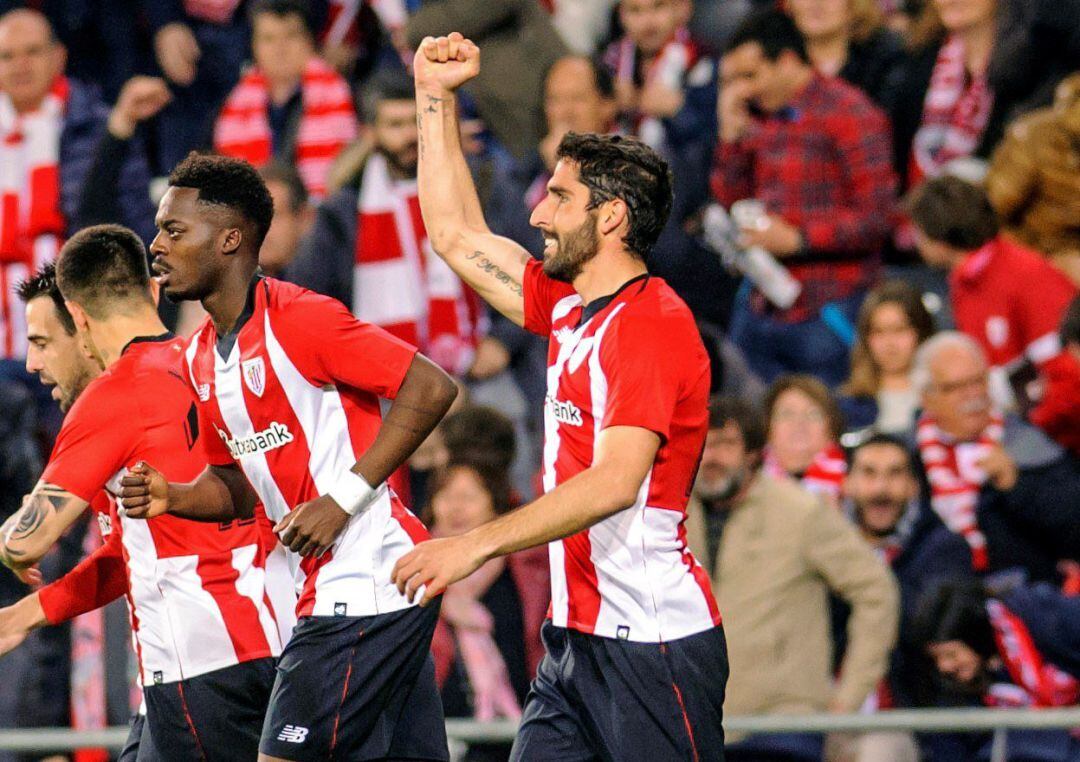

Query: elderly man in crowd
[[686, 396, 898, 762], [912, 331, 1080, 583]]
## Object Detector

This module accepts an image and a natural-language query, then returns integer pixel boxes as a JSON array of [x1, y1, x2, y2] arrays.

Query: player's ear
[[148, 275, 161, 307], [598, 197, 628, 237], [65, 300, 90, 334], [221, 227, 242, 256]]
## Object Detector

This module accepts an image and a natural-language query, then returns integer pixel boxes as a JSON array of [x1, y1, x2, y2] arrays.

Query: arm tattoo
[[466, 251, 523, 296], [424, 94, 443, 114], [2, 484, 78, 558]]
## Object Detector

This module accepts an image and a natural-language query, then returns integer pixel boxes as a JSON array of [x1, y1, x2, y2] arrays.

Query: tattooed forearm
[[466, 251, 523, 296], [424, 94, 442, 114], [1, 484, 82, 567]]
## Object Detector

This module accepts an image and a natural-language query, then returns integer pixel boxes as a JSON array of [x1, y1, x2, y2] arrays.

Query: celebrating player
[[391, 34, 727, 761], [119, 153, 458, 762], [0, 236, 285, 761]]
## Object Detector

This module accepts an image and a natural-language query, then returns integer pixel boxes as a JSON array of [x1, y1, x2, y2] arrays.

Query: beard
[[542, 213, 600, 283], [58, 364, 97, 412], [694, 466, 747, 503], [854, 496, 905, 537], [379, 144, 418, 179]]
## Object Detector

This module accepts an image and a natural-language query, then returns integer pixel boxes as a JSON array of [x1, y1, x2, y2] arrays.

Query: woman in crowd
[[839, 280, 936, 433], [764, 375, 848, 508], [784, 0, 908, 108], [424, 461, 549, 762]]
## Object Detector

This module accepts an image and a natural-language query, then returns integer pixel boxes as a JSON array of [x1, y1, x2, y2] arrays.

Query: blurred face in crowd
[[259, 179, 311, 277], [932, 0, 996, 33], [0, 10, 65, 113], [694, 421, 755, 503], [544, 57, 617, 136], [928, 640, 983, 686], [920, 343, 992, 440], [768, 388, 833, 475], [530, 160, 602, 283], [24, 296, 99, 412], [722, 42, 804, 115], [430, 465, 497, 537], [911, 225, 961, 270], [374, 98, 419, 178], [151, 187, 233, 303], [786, 0, 851, 42], [619, 0, 682, 58], [845, 443, 918, 537], [867, 301, 921, 378], [252, 10, 313, 90]]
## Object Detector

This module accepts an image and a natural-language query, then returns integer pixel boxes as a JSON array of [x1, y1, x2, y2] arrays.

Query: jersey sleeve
[[41, 384, 137, 503], [272, 287, 418, 399], [1016, 265, 1077, 367], [523, 257, 576, 336]]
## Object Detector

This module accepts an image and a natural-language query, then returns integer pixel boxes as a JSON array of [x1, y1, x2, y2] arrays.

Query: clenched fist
[[413, 32, 480, 93], [120, 462, 171, 519]]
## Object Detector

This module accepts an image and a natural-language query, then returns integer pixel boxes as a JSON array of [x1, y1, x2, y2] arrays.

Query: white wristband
[[327, 471, 378, 516]]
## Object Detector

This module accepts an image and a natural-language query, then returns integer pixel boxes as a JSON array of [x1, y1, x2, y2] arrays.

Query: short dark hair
[[708, 396, 766, 453], [847, 433, 915, 473], [1061, 295, 1080, 347], [55, 225, 152, 318], [169, 152, 276, 252], [422, 459, 515, 527], [360, 67, 415, 123], [910, 579, 996, 659], [16, 262, 75, 335], [765, 374, 845, 442], [439, 405, 517, 475], [726, 9, 810, 64], [259, 161, 308, 213], [905, 176, 1000, 251], [556, 132, 673, 261], [249, 0, 313, 37]]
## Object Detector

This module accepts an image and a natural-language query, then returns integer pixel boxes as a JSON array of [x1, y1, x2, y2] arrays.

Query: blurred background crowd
[[0, 0, 1079, 760]]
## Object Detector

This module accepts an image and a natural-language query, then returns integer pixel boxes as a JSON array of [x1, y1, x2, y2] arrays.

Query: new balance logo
[[546, 394, 583, 427], [216, 422, 294, 460], [195, 383, 211, 402], [277, 725, 309, 744]]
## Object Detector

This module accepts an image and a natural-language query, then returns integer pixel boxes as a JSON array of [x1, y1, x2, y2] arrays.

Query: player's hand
[[413, 32, 480, 94], [0, 594, 45, 657], [273, 495, 350, 558], [154, 22, 200, 87], [391, 535, 486, 607], [108, 76, 173, 139], [120, 462, 171, 519]]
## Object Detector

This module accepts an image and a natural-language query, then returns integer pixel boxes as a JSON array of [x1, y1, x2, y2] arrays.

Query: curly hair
[[168, 152, 275, 251]]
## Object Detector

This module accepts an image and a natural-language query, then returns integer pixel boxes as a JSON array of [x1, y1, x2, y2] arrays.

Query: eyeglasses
[[929, 374, 987, 396]]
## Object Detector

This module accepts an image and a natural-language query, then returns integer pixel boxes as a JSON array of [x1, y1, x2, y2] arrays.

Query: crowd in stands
[[0, 0, 1079, 760]]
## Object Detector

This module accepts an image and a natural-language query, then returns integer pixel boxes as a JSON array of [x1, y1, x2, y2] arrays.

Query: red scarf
[[354, 152, 482, 375], [909, 36, 994, 186], [764, 442, 847, 507], [0, 76, 68, 359], [214, 57, 357, 200], [183, 0, 241, 24], [985, 599, 1080, 707], [606, 27, 700, 150], [916, 411, 1003, 571]]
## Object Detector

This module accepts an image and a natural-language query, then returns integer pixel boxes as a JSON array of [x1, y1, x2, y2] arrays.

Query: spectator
[[985, 72, 1080, 287], [686, 396, 898, 761], [405, 0, 568, 160], [784, 0, 907, 108], [214, 0, 358, 200], [844, 434, 974, 713], [763, 375, 848, 508], [839, 279, 936, 433], [287, 68, 482, 377], [547, 0, 617, 56], [912, 331, 1080, 582], [259, 161, 313, 277], [891, 0, 1080, 192], [1045, 296, 1080, 458], [0, 9, 161, 391], [906, 175, 1078, 421], [713, 9, 897, 385], [425, 461, 549, 761]]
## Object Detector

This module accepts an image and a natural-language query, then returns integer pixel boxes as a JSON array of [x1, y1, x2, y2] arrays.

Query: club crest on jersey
[[242, 357, 266, 397], [546, 394, 583, 427]]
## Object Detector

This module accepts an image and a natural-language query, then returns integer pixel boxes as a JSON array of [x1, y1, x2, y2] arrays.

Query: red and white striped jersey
[[183, 277, 429, 619], [41, 335, 282, 685], [523, 259, 720, 643]]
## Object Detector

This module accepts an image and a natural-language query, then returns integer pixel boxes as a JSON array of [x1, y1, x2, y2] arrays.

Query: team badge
[[242, 357, 266, 398]]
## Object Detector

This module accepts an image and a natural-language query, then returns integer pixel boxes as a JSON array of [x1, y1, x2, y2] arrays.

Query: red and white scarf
[[0, 76, 67, 359], [607, 27, 699, 150], [985, 599, 1080, 708], [214, 57, 357, 200], [909, 36, 994, 186], [916, 411, 1003, 571], [765, 442, 847, 507], [354, 152, 482, 375]]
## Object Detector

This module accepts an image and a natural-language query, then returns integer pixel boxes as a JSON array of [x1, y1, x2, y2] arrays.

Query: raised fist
[[413, 32, 480, 93]]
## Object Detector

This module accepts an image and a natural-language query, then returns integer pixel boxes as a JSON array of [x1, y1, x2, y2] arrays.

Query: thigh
[[510, 653, 598, 762], [184, 658, 277, 762]]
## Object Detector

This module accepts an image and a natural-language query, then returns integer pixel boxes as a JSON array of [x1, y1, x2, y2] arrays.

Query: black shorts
[[118, 713, 144, 762], [512, 622, 729, 762], [259, 603, 449, 762], [139, 656, 276, 761]]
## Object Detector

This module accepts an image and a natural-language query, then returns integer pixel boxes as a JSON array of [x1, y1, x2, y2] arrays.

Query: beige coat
[[686, 473, 899, 720]]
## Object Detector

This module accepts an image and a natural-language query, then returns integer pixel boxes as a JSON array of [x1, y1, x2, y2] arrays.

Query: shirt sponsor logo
[[217, 422, 294, 460], [546, 394, 583, 427], [277, 725, 309, 743], [242, 357, 267, 398]]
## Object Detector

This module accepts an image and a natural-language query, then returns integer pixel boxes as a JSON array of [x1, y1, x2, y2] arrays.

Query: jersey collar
[[120, 331, 174, 356], [215, 274, 264, 360], [577, 272, 650, 328]]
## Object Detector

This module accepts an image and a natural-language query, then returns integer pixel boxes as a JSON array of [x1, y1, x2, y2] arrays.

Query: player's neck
[[203, 266, 258, 336], [91, 308, 168, 368], [572, 248, 648, 307]]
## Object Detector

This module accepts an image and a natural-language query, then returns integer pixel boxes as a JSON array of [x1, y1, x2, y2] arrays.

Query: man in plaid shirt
[[712, 10, 897, 386]]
